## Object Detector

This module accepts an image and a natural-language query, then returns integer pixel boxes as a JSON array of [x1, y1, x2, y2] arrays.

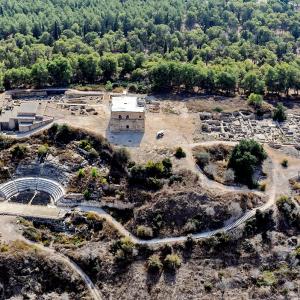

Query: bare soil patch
[[185, 95, 251, 113], [193, 144, 235, 185]]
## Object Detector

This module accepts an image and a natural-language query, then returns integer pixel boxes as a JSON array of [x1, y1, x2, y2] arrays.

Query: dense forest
[[0, 0, 300, 95]]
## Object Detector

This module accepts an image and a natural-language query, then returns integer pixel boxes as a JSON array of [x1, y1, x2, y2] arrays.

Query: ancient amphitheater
[[0, 177, 65, 204]]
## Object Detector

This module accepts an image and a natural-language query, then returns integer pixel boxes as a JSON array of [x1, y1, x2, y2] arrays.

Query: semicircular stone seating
[[0, 177, 65, 203]]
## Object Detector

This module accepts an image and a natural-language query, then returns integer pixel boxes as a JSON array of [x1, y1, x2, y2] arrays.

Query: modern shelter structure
[[110, 96, 145, 132], [0, 102, 53, 133]]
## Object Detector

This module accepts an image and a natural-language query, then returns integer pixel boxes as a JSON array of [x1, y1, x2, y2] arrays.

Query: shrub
[[112, 237, 135, 262], [83, 189, 91, 200], [183, 219, 198, 233], [257, 271, 278, 287], [10, 144, 27, 159], [276, 195, 299, 228], [174, 147, 186, 159], [248, 93, 263, 108], [145, 177, 163, 190], [128, 83, 137, 93], [23, 227, 42, 242], [88, 148, 99, 159], [169, 174, 183, 185], [78, 168, 85, 178], [111, 148, 130, 169], [130, 159, 172, 190], [99, 177, 107, 185], [164, 254, 181, 270], [0, 244, 9, 252], [185, 234, 195, 250], [145, 161, 164, 177], [213, 106, 223, 113], [37, 144, 49, 157], [86, 212, 101, 221], [162, 158, 172, 176], [105, 80, 113, 91], [244, 209, 275, 236], [79, 139, 92, 151], [128, 161, 136, 168], [118, 237, 135, 254], [204, 282, 213, 292], [195, 151, 210, 167], [273, 103, 286, 122], [47, 123, 58, 138], [281, 159, 288, 168], [160, 244, 173, 258], [91, 167, 99, 178], [276, 195, 292, 209], [147, 254, 163, 272], [55, 124, 73, 144], [136, 225, 153, 239]]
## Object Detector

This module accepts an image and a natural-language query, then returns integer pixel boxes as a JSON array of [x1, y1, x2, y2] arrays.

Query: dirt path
[[1, 143, 300, 247], [183, 141, 266, 196], [0, 202, 63, 219], [75, 143, 300, 245]]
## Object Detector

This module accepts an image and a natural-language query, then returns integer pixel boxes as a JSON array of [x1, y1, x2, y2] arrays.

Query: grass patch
[[257, 271, 278, 287]]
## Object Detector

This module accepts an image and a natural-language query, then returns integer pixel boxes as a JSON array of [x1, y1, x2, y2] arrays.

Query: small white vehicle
[[156, 130, 165, 139]]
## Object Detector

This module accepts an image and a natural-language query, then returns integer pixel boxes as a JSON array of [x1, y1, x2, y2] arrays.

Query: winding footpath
[[1, 142, 299, 247], [1, 142, 300, 300], [77, 143, 294, 245], [24, 240, 103, 300]]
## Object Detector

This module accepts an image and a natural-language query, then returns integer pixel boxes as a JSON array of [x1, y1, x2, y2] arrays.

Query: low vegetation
[[136, 225, 153, 239], [194, 144, 235, 185], [12, 187, 299, 300], [147, 254, 163, 273], [10, 144, 27, 159], [273, 103, 287, 122], [129, 158, 173, 190], [281, 159, 288, 168], [174, 147, 186, 159], [248, 93, 263, 109], [112, 237, 136, 264], [163, 254, 181, 271]]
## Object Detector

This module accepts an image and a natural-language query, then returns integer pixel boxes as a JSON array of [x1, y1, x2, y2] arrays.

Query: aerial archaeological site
[[0, 0, 299, 299]]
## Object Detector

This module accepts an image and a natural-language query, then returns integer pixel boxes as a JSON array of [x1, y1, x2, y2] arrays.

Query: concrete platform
[[0, 202, 64, 219]]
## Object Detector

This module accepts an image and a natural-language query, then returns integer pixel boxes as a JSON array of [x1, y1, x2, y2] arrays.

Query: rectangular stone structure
[[109, 96, 145, 132]]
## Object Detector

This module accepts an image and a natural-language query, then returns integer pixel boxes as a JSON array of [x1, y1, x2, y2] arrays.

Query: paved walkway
[[0, 202, 63, 219], [75, 143, 300, 245], [1, 142, 300, 246]]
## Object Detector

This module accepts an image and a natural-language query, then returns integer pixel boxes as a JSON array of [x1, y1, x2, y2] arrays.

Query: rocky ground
[[7, 201, 299, 300], [123, 171, 264, 238]]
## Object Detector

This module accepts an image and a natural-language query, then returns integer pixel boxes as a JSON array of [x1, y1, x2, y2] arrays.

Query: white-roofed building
[[0, 102, 53, 133], [110, 96, 145, 132]]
